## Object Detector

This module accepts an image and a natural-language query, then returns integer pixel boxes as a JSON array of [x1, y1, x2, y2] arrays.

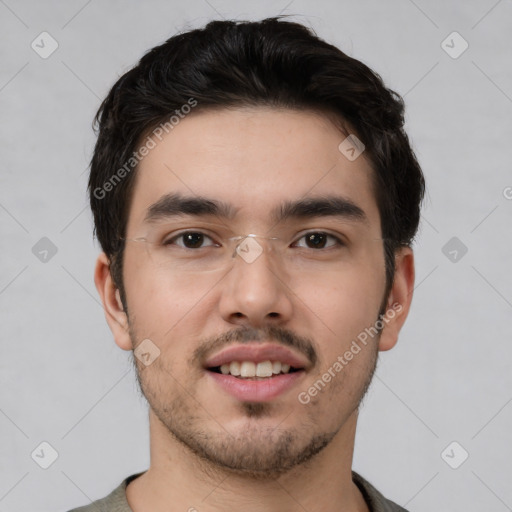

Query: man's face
[[117, 107, 394, 476]]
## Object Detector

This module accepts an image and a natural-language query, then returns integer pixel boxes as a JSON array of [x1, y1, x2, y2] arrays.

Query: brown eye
[[294, 232, 342, 249], [305, 233, 327, 248], [165, 232, 216, 249], [182, 233, 205, 248]]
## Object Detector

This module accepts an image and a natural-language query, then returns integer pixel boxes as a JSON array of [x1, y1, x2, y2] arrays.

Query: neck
[[126, 409, 369, 512]]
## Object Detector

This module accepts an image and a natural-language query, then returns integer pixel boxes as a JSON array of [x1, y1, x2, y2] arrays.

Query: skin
[[95, 107, 415, 512]]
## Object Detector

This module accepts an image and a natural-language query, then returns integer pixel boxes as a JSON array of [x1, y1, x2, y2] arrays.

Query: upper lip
[[204, 343, 310, 370]]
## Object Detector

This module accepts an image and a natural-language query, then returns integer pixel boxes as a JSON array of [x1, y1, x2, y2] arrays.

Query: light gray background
[[1, 1, 511, 511]]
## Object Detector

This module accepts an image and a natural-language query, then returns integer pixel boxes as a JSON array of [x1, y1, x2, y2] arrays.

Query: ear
[[94, 252, 132, 351], [378, 247, 415, 352]]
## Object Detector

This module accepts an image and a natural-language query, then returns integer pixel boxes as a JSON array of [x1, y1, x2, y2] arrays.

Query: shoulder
[[65, 472, 144, 512], [352, 470, 410, 512]]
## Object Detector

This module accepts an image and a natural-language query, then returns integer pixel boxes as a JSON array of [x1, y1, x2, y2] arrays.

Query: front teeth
[[229, 361, 241, 376], [219, 360, 293, 377]]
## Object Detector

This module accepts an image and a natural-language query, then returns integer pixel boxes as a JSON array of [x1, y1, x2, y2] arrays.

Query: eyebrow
[[143, 193, 238, 223], [273, 196, 368, 225], [143, 192, 368, 225]]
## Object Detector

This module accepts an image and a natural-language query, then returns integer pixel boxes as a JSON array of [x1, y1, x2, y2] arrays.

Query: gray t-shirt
[[67, 470, 409, 512]]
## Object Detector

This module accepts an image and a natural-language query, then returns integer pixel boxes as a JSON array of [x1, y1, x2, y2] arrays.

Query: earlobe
[[378, 247, 415, 352], [94, 252, 133, 351]]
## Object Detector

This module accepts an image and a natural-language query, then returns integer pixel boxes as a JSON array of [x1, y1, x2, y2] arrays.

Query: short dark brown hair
[[89, 17, 425, 310]]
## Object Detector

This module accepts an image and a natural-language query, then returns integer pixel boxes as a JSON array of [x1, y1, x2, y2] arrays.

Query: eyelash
[[163, 231, 346, 249]]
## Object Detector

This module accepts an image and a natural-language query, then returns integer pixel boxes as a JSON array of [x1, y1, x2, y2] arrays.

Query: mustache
[[193, 325, 317, 367]]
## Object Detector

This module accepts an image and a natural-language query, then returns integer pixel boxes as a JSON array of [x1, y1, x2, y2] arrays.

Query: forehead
[[126, 107, 380, 233]]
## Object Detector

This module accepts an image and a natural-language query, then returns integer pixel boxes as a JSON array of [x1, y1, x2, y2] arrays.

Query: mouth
[[204, 346, 307, 402], [203, 343, 309, 402]]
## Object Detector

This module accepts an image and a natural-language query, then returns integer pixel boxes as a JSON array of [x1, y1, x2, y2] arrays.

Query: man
[[70, 16, 424, 512]]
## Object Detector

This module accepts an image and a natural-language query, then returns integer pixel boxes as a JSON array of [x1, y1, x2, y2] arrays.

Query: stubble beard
[[129, 325, 380, 480]]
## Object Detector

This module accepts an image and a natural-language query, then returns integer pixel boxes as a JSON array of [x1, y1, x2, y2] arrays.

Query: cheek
[[288, 267, 384, 357], [123, 255, 206, 337], [291, 261, 384, 316]]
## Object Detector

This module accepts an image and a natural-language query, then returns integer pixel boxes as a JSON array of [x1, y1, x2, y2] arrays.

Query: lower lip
[[207, 370, 305, 402]]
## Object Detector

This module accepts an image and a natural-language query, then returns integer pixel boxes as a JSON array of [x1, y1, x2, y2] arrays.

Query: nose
[[217, 241, 293, 328]]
